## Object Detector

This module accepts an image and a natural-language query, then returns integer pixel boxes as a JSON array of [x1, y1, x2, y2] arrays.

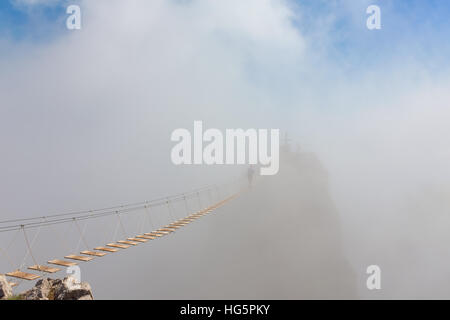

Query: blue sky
[[0, 0, 68, 42], [1, 1, 450, 54], [292, 1, 450, 72], [1, 0, 450, 76]]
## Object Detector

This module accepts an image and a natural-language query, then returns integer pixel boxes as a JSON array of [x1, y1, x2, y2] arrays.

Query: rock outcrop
[[0, 275, 13, 299], [20, 277, 93, 300], [196, 149, 358, 299]]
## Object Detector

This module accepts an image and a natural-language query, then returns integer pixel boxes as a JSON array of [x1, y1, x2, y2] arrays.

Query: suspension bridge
[[0, 180, 243, 289]]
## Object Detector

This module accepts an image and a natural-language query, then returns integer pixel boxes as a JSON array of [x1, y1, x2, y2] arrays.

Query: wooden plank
[[146, 231, 166, 235], [157, 229, 173, 233], [28, 265, 60, 273], [144, 232, 163, 237], [107, 243, 130, 249], [95, 246, 118, 252], [155, 233, 169, 236], [48, 259, 77, 267], [166, 225, 180, 229], [117, 240, 138, 246], [64, 255, 94, 262], [6, 270, 40, 281], [127, 237, 147, 243], [81, 250, 107, 257], [136, 235, 155, 240]]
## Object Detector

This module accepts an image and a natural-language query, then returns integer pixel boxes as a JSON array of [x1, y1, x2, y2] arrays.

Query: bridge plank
[[28, 265, 60, 273], [117, 240, 138, 245], [107, 243, 130, 249], [136, 235, 155, 240], [144, 232, 163, 237], [6, 270, 40, 280], [95, 246, 118, 252], [154, 231, 170, 235], [48, 259, 77, 267], [81, 250, 107, 257], [65, 255, 94, 262], [164, 226, 179, 230], [127, 237, 147, 243]]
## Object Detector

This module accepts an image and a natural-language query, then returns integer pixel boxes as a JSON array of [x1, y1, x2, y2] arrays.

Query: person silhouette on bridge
[[247, 165, 255, 188]]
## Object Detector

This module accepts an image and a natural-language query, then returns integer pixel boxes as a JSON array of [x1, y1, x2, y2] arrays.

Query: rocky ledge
[[0, 274, 93, 300]]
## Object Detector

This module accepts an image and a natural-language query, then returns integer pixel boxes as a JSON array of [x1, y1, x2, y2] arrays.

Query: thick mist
[[1, 0, 450, 299]]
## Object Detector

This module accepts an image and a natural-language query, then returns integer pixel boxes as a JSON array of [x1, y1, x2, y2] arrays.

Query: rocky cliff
[[196, 149, 358, 298], [0, 275, 93, 300]]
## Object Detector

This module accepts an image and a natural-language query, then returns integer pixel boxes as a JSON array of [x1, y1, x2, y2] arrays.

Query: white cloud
[[1, 0, 450, 298], [0, 0, 306, 214]]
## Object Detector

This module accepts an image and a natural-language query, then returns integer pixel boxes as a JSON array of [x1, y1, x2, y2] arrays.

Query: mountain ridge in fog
[[194, 148, 358, 299]]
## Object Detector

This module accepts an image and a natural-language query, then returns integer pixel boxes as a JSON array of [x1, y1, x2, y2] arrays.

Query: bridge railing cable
[[0, 179, 245, 287], [0, 181, 239, 233]]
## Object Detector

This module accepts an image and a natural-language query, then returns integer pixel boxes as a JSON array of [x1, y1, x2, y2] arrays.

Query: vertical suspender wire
[[197, 191, 202, 212], [1, 229, 25, 287], [21, 225, 40, 271], [45, 217, 72, 263], [101, 211, 117, 245], [73, 217, 90, 251], [152, 204, 161, 230], [144, 205, 155, 232], [171, 198, 181, 220], [183, 195, 189, 216], [18, 218, 44, 271], [137, 206, 147, 235], [111, 217, 120, 243], [208, 188, 213, 207], [215, 185, 220, 202], [116, 211, 127, 238], [166, 199, 174, 223]]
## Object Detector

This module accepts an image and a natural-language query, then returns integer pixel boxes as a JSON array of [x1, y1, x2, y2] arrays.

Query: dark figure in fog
[[247, 165, 255, 187]]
